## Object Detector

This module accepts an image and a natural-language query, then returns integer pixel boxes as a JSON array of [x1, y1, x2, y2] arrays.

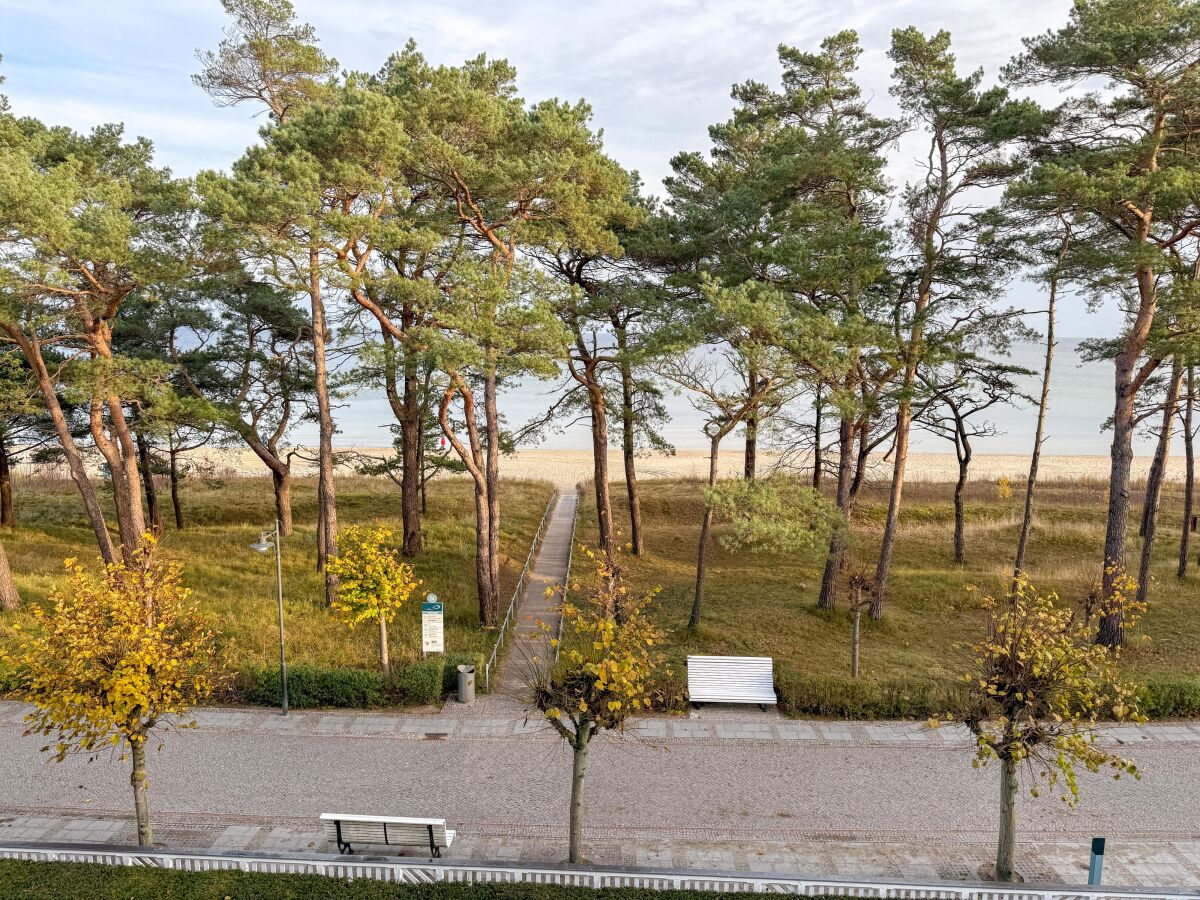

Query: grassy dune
[[0, 475, 554, 676], [575, 478, 1200, 690]]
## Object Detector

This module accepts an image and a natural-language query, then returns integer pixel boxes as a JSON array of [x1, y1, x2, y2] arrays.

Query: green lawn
[[0, 474, 553, 686], [574, 478, 1200, 716], [0, 860, 852, 900]]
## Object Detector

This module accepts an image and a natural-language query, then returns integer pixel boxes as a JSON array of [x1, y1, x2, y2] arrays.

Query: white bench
[[320, 813, 456, 857], [686, 655, 777, 708]]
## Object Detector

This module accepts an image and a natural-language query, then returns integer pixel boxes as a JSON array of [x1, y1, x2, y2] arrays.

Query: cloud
[[2, 0, 1127, 337]]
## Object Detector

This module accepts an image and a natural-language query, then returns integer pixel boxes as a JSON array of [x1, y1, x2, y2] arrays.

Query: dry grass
[[575, 478, 1200, 684], [0, 475, 555, 673]]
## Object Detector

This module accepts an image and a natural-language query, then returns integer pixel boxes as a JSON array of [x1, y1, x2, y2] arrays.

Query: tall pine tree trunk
[[744, 368, 761, 480], [382, 329, 422, 557], [168, 446, 184, 530], [818, 416, 854, 610], [1099, 354, 1146, 646], [419, 422, 428, 515], [6, 328, 114, 563], [689, 435, 722, 630], [873, 291, 929, 620], [1014, 269, 1058, 583], [440, 378, 498, 624], [744, 419, 758, 480], [812, 386, 824, 490], [400, 355, 423, 557], [472, 477, 496, 624], [872, 395, 913, 620], [1099, 264, 1159, 647], [0, 433, 14, 528], [615, 327, 644, 556], [272, 468, 293, 537], [1137, 359, 1183, 604], [309, 246, 338, 605], [584, 374, 615, 554], [0, 540, 20, 610], [484, 365, 502, 612], [135, 430, 162, 534], [1179, 366, 1195, 578], [88, 390, 147, 561], [953, 433, 971, 565], [237, 427, 293, 536]]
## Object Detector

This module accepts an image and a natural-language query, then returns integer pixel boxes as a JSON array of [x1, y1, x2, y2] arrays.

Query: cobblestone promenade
[[3, 700, 1200, 887]]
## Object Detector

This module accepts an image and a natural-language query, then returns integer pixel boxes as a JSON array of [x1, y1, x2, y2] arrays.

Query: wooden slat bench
[[319, 813, 456, 857], [686, 655, 777, 709]]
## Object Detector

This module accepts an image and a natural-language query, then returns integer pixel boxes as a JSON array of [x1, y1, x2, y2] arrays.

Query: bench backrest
[[319, 814, 451, 847], [686, 655, 776, 704]]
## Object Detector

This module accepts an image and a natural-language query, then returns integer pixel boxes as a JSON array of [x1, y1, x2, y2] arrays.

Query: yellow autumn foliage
[[327, 526, 421, 629], [950, 572, 1143, 802], [2, 535, 223, 762], [534, 546, 666, 736]]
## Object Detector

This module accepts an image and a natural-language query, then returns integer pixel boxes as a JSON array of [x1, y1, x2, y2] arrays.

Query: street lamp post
[[250, 519, 288, 716]]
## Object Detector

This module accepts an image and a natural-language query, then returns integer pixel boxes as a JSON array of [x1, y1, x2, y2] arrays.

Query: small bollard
[[1088, 837, 1105, 886], [456, 664, 476, 704]]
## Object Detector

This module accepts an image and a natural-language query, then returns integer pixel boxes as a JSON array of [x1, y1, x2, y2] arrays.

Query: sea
[[297, 339, 1170, 457]]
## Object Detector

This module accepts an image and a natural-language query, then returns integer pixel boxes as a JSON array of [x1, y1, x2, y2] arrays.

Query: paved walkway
[[493, 489, 578, 700], [4, 700, 1200, 887]]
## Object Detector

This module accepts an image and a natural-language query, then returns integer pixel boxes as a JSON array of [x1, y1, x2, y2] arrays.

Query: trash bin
[[456, 664, 476, 704]]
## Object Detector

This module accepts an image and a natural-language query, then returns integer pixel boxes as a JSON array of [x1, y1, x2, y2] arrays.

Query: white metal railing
[[553, 488, 580, 662], [483, 490, 557, 691], [0, 842, 1192, 899]]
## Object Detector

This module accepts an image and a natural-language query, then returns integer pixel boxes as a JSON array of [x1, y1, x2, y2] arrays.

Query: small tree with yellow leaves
[[944, 574, 1143, 882], [2, 537, 222, 847], [528, 546, 665, 863], [327, 526, 420, 677]]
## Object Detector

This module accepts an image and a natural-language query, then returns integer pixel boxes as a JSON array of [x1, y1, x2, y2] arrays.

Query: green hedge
[[773, 667, 1200, 720], [0, 665, 23, 695], [238, 656, 483, 710], [242, 665, 387, 709], [1139, 674, 1200, 718], [0, 860, 853, 900], [394, 657, 445, 705], [773, 668, 966, 720]]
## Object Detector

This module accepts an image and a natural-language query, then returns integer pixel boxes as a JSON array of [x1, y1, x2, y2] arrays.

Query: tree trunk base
[[976, 863, 1024, 883]]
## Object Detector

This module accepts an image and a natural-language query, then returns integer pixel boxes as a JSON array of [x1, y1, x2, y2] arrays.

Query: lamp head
[[250, 533, 273, 554]]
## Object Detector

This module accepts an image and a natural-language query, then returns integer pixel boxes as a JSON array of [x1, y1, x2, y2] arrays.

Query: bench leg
[[335, 821, 352, 855], [428, 824, 439, 858]]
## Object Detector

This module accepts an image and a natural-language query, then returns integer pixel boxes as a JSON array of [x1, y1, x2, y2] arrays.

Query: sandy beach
[[162, 446, 1179, 489]]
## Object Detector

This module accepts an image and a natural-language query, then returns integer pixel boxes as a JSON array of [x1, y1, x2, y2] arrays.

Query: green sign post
[[421, 593, 444, 656]]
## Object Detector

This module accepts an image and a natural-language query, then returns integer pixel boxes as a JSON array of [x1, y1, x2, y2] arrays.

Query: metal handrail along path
[[553, 487, 580, 662], [483, 489, 557, 691]]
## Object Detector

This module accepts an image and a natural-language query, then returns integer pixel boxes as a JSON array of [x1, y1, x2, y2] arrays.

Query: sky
[[0, 0, 1162, 456], [0, 0, 1127, 337]]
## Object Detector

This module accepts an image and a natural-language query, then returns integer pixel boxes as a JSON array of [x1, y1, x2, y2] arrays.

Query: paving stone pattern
[[4, 810, 1200, 887], [6, 698, 1200, 888]]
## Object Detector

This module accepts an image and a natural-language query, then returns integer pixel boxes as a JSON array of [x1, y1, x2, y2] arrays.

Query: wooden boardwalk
[[494, 489, 579, 699]]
